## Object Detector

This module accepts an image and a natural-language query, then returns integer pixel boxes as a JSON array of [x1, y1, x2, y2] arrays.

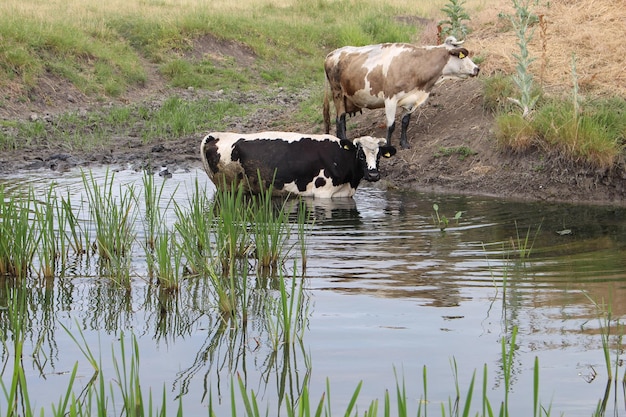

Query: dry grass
[[462, 0, 626, 98]]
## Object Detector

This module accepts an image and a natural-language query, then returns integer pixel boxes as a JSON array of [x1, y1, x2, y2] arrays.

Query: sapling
[[439, 0, 471, 42], [504, 0, 541, 118]]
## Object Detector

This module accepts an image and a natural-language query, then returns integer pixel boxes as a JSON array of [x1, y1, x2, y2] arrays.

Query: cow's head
[[440, 47, 480, 81], [341, 136, 396, 182]]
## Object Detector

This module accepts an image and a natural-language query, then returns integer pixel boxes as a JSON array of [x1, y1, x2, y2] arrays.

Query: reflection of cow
[[200, 131, 396, 198], [300, 196, 361, 224], [323, 40, 480, 149]]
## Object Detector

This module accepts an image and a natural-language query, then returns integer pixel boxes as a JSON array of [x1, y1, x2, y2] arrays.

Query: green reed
[[153, 228, 184, 292], [138, 170, 176, 252], [81, 169, 136, 284], [34, 186, 58, 280], [500, 326, 518, 417], [448, 357, 477, 417], [218, 262, 245, 323], [59, 190, 88, 256], [249, 186, 291, 272], [174, 178, 216, 276], [296, 200, 312, 272], [583, 295, 623, 383], [512, 220, 542, 259], [0, 318, 557, 417], [112, 332, 145, 416], [212, 183, 251, 274], [279, 271, 306, 347], [175, 181, 255, 322], [1, 285, 32, 417], [82, 169, 136, 259], [53, 193, 72, 271], [0, 186, 39, 279]]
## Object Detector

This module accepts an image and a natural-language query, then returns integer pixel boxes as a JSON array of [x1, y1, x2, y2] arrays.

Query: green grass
[[511, 219, 542, 259], [0, 96, 249, 152], [532, 98, 626, 168], [435, 145, 478, 161], [491, 75, 626, 170], [0, 0, 418, 99], [0, 0, 421, 153]]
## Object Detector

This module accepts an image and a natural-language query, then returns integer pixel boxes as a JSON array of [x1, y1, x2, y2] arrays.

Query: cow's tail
[[323, 73, 331, 134]]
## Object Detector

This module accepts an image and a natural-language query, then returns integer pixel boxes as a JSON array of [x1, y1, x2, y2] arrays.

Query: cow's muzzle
[[364, 169, 381, 182]]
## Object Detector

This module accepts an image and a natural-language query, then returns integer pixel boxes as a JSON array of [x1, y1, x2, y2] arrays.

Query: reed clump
[[0, 186, 39, 280], [0, 170, 312, 320]]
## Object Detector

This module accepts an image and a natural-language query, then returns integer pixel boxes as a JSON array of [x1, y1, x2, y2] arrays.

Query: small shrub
[[438, 0, 471, 41], [495, 113, 537, 152]]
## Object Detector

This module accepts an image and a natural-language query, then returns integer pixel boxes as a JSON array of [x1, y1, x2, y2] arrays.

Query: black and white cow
[[200, 131, 396, 198]]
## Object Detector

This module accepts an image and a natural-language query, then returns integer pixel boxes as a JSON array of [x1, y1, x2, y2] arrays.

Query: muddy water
[[1, 166, 625, 416]]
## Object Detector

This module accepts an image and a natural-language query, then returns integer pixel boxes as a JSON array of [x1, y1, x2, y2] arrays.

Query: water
[[1, 166, 625, 416]]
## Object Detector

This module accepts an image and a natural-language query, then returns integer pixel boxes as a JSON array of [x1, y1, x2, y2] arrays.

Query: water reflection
[[299, 196, 361, 225], [0, 168, 625, 416]]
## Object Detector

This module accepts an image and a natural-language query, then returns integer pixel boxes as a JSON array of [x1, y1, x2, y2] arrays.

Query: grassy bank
[[0, 0, 424, 153], [1, 0, 625, 170], [0, 0, 425, 99]]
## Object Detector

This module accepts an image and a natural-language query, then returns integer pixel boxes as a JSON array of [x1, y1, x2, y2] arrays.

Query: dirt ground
[[1, 37, 625, 207]]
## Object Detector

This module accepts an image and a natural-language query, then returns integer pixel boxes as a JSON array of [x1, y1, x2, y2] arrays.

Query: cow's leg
[[336, 113, 348, 140], [384, 101, 398, 147], [386, 122, 395, 147], [399, 113, 411, 149]]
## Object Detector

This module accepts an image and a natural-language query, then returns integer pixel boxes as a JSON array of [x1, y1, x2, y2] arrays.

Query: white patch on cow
[[438, 54, 480, 83], [353, 136, 387, 171], [362, 44, 413, 75], [282, 169, 357, 198], [329, 44, 413, 77], [383, 98, 399, 131], [396, 89, 430, 111]]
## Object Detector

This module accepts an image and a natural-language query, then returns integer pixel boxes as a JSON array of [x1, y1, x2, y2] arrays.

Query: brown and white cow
[[323, 41, 479, 149]]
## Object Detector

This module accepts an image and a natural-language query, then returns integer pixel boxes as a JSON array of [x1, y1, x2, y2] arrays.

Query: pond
[[1, 166, 625, 416]]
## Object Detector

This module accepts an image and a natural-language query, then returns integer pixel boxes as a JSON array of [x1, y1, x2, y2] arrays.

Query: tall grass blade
[[460, 371, 476, 417], [344, 380, 363, 417]]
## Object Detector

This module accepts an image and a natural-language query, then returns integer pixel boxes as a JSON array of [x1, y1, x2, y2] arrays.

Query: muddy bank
[[1, 79, 624, 207]]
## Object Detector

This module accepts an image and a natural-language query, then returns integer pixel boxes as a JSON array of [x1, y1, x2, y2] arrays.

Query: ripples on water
[[1, 166, 625, 416]]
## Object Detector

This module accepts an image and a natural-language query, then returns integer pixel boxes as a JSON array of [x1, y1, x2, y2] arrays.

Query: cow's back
[[200, 132, 361, 197], [325, 43, 450, 97]]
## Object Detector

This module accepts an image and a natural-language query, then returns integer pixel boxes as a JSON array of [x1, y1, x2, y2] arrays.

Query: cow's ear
[[380, 146, 397, 158], [340, 139, 356, 150], [450, 48, 469, 59]]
